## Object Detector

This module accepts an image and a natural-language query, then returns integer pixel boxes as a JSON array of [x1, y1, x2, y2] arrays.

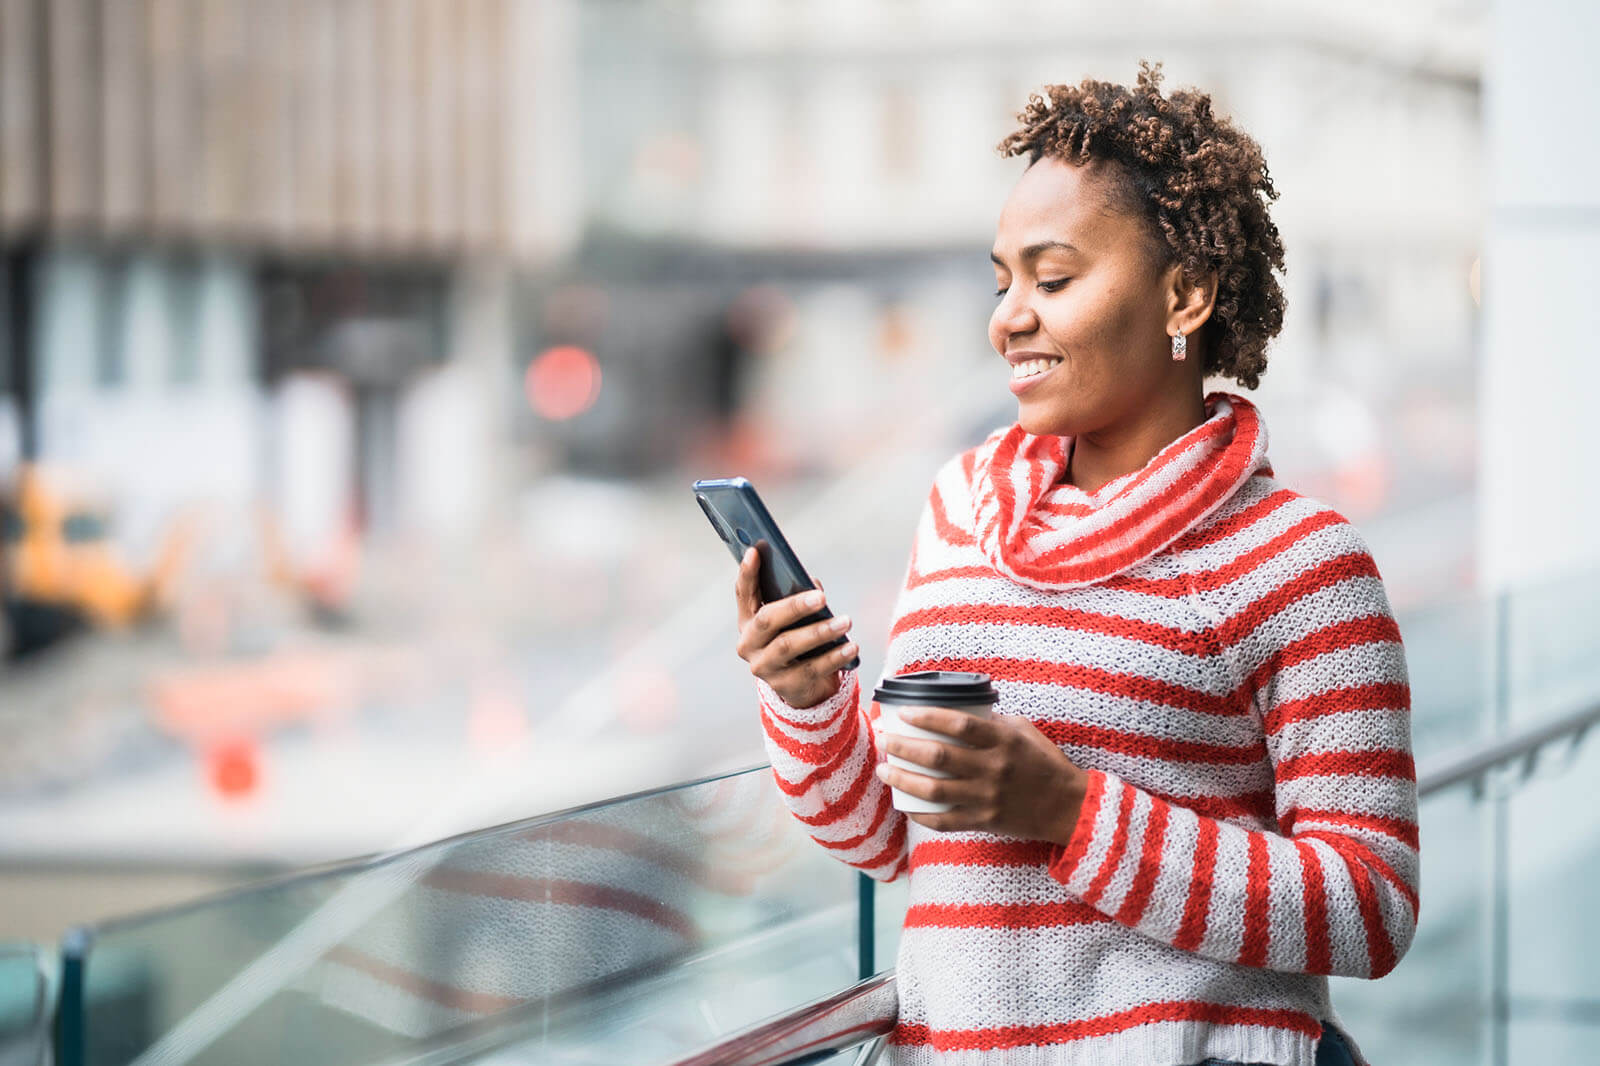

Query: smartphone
[[692, 477, 859, 671]]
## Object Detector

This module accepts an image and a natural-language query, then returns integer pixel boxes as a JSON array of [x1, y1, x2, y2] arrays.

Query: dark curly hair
[[996, 62, 1285, 389]]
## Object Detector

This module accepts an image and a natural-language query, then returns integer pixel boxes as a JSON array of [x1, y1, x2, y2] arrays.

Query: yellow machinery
[[2, 465, 193, 629]]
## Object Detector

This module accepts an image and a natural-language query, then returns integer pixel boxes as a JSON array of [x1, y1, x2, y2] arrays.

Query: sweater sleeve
[[1047, 522, 1419, 979], [757, 670, 909, 882]]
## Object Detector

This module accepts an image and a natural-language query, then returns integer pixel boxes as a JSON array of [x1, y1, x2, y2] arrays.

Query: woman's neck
[[1066, 391, 1208, 495]]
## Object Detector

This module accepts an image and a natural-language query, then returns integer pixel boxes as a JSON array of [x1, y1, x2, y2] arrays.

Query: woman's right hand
[[734, 546, 857, 709]]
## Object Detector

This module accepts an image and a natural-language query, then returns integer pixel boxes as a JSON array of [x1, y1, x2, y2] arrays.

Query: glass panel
[[871, 875, 910, 977], [1329, 785, 1487, 1065], [1398, 595, 1494, 761], [0, 944, 48, 1066], [1505, 567, 1600, 726], [62, 767, 861, 1065], [1506, 721, 1600, 1062]]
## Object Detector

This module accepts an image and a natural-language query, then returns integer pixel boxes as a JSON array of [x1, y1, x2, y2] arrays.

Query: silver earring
[[1171, 330, 1187, 362]]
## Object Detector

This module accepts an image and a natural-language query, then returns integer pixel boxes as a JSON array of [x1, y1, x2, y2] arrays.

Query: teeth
[[1011, 358, 1061, 380]]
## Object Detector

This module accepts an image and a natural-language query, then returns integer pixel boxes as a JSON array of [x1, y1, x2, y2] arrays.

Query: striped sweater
[[757, 394, 1417, 1066]]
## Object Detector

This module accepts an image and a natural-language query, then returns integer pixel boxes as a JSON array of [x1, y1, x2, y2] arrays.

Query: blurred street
[[0, 0, 1489, 925]]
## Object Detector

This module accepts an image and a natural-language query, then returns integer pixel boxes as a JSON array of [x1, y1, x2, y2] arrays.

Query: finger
[[875, 732, 984, 778], [894, 706, 999, 748], [752, 635, 856, 681], [762, 614, 853, 666], [874, 761, 982, 807], [734, 547, 762, 625], [907, 810, 977, 833], [749, 589, 827, 646]]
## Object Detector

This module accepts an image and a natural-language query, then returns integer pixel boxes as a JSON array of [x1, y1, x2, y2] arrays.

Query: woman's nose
[[992, 288, 1039, 341]]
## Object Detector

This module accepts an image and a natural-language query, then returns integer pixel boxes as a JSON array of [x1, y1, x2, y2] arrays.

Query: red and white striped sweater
[[757, 394, 1417, 1065]]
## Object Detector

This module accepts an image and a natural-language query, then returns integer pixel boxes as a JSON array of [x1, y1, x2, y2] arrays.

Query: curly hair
[[996, 62, 1285, 389]]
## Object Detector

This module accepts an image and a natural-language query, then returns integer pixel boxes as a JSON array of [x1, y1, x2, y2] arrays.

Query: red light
[[525, 345, 602, 420], [208, 741, 260, 800]]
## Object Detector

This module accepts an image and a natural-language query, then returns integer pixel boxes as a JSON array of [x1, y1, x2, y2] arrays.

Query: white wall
[[1478, 0, 1600, 590]]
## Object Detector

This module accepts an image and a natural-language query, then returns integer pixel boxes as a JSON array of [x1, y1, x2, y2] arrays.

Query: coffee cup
[[872, 671, 999, 813]]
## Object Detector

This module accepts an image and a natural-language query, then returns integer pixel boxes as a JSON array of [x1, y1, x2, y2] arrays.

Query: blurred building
[[0, 0, 580, 563], [567, 0, 1485, 579], [1, 0, 1486, 544]]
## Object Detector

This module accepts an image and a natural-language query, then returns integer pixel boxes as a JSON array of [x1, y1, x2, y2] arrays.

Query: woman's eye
[[1038, 278, 1069, 293], [993, 285, 1009, 298]]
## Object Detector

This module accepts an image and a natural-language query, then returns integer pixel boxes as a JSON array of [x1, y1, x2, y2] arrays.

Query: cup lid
[[873, 670, 998, 705]]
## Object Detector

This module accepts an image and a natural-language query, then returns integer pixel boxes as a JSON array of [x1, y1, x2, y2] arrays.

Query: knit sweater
[[757, 394, 1417, 1066]]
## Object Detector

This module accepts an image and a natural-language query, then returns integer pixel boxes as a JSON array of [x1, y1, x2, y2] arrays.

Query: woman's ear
[[1165, 265, 1219, 337]]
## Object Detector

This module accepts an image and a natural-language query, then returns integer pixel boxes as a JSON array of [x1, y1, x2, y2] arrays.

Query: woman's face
[[988, 156, 1182, 438]]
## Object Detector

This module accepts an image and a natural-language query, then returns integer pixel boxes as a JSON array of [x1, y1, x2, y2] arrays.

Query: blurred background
[[1, 1, 1597, 1058], [0, 0, 1489, 915]]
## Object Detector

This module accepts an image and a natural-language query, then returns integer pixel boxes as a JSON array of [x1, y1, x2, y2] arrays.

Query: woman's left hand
[[874, 707, 1089, 844]]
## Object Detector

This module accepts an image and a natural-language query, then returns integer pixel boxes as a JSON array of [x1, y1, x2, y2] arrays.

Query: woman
[[733, 64, 1415, 1066]]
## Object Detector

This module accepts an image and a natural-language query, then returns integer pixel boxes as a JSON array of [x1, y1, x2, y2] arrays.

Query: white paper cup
[[877, 700, 993, 814]]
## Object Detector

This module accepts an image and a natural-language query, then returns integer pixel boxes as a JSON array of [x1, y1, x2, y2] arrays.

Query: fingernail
[[874, 764, 890, 782], [804, 591, 824, 609], [829, 615, 850, 632]]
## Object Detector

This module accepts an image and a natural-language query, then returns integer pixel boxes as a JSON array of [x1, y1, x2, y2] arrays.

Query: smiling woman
[[731, 63, 1410, 1066]]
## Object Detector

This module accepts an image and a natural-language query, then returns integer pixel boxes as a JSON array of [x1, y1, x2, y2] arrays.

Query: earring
[[1171, 330, 1187, 362]]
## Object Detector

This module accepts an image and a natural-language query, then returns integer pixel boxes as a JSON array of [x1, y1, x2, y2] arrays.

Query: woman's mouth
[[1009, 356, 1062, 394]]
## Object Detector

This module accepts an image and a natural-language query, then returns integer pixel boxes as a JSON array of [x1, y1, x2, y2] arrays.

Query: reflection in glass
[[64, 769, 863, 1065]]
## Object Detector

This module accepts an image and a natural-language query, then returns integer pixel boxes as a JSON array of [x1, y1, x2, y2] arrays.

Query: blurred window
[[168, 260, 202, 385], [97, 257, 130, 388], [0, 255, 11, 395], [62, 513, 106, 543]]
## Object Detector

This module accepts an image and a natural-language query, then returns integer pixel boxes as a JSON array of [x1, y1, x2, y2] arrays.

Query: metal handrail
[[671, 701, 1600, 1066], [666, 972, 897, 1066], [1416, 700, 1600, 796]]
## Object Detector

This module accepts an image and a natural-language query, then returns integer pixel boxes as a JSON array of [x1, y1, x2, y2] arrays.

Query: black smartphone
[[692, 477, 860, 671]]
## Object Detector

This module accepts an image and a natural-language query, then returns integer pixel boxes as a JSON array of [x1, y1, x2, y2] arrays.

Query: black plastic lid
[[873, 671, 998, 706]]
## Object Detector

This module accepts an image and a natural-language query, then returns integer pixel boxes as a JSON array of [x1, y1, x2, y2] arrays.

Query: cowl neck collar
[[969, 392, 1269, 590]]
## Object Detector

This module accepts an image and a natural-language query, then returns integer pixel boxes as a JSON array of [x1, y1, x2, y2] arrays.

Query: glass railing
[[855, 573, 1600, 1066], [53, 768, 870, 1066], [1302, 570, 1596, 1062], [0, 944, 49, 1066], [33, 566, 1600, 1066]]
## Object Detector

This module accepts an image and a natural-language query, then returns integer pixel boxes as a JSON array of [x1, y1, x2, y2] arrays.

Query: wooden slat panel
[[503, 0, 544, 259], [47, 0, 99, 224], [99, 0, 149, 233], [416, 0, 461, 250], [459, 0, 508, 252], [146, 0, 197, 234], [342, 0, 382, 247], [2, 0, 546, 254], [0, 0, 42, 230], [299, 0, 340, 245], [229, 1, 275, 239], [458, 0, 487, 250], [257, 0, 300, 244], [377, 0, 420, 250], [195, 0, 228, 231], [485, 0, 510, 253]]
